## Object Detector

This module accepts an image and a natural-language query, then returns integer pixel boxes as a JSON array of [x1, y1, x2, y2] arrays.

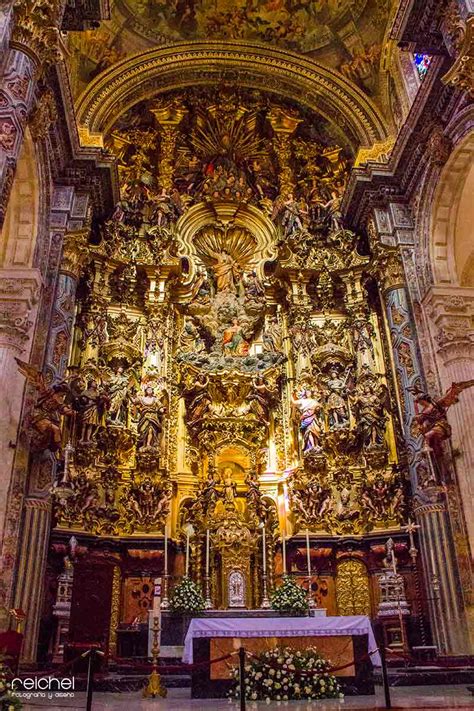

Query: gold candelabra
[[143, 617, 167, 698]]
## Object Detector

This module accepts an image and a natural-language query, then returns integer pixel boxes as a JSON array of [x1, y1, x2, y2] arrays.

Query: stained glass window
[[414, 53, 432, 80]]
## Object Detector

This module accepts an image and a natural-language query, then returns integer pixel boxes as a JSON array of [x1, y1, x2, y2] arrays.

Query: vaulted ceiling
[[67, 0, 397, 116]]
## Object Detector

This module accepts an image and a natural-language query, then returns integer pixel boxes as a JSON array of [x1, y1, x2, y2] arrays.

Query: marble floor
[[19, 685, 474, 710]]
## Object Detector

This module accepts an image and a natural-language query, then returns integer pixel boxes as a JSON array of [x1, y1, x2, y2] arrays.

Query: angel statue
[[15, 358, 74, 454], [132, 385, 167, 450], [291, 388, 324, 453], [411, 381, 474, 460]]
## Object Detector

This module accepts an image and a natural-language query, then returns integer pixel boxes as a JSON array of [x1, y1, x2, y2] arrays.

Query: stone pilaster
[[423, 286, 474, 548], [12, 498, 51, 662], [0, 268, 41, 552], [369, 212, 471, 653]]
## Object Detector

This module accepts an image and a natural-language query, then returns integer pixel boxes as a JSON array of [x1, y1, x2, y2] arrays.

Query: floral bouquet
[[169, 577, 204, 614], [271, 575, 309, 615], [230, 646, 343, 702], [0, 658, 22, 710]]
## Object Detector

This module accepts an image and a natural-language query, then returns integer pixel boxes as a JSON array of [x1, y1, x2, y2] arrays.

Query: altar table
[[183, 615, 380, 697], [183, 615, 380, 665]]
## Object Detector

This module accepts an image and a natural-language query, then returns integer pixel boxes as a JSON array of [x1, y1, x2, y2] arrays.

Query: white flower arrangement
[[229, 645, 343, 702], [0, 657, 22, 710], [271, 575, 309, 615], [169, 576, 204, 614]]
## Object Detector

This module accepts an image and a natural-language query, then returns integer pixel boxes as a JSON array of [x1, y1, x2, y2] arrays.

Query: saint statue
[[133, 385, 167, 450], [107, 366, 129, 425], [180, 317, 205, 354], [292, 389, 323, 453], [207, 248, 241, 293], [323, 368, 350, 430], [78, 379, 108, 442], [222, 317, 250, 356], [263, 316, 283, 353], [220, 468, 238, 511]]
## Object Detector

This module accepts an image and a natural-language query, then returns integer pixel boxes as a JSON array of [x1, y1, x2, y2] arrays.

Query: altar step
[[376, 665, 474, 687]]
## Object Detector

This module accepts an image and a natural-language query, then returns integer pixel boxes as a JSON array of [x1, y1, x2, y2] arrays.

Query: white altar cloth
[[183, 615, 381, 666]]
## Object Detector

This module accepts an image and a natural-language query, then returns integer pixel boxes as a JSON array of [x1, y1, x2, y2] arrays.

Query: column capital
[[369, 240, 406, 294], [422, 286, 474, 365], [60, 229, 90, 280], [11, 0, 62, 69], [0, 268, 42, 351]]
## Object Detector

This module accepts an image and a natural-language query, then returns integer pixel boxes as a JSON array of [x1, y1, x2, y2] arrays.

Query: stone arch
[[430, 131, 474, 286], [1, 129, 40, 268], [75, 42, 387, 154]]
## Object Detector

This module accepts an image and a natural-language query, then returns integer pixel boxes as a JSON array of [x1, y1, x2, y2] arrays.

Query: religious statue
[[335, 486, 358, 521], [292, 389, 324, 453], [77, 379, 108, 442], [182, 372, 211, 425], [179, 317, 205, 354], [245, 470, 267, 520], [150, 188, 177, 228], [200, 469, 220, 515], [351, 379, 389, 449], [222, 317, 250, 356], [220, 468, 238, 511], [248, 374, 278, 420], [263, 316, 283, 353], [133, 386, 167, 450], [242, 270, 265, 301], [321, 368, 351, 430], [410, 381, 474, 459], [190, 265, 213, 304], [350, 311, 376, 374], [279, 193, 308, 234], [208, 248, 241, 293], [15, 358, 74, 454], [107, 366, 130, 425]]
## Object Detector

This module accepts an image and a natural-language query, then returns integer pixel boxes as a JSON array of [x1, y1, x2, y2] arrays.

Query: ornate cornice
[[442, 15, 474, 95], [75, 42, 387, 151]]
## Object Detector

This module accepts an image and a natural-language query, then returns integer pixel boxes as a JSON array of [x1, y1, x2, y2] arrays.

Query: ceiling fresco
[[67, 0, 395, 109]]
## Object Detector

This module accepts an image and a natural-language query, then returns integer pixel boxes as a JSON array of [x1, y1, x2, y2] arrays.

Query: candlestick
[[282, 533, 286, 576], [160, 523, 170, 610], [205, 529, 210, 577], [185, 531, 190, 577], [305, 529, 311, 578], [260, 525, 270, 608]]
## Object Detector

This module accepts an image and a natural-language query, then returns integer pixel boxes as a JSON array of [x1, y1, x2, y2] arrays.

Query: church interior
[[0, 0, 473, 708]]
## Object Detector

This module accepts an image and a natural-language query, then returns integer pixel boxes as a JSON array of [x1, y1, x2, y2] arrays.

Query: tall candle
[[282, 533, 286, 575], [262, 527, 267, 575], [164, 524, 168, 576], [306, 529, 311, 579], [205, 529, 210, 576], [185, 531, 190, 577]]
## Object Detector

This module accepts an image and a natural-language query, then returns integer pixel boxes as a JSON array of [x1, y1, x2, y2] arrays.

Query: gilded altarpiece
[[38, 88, 413, 631]]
